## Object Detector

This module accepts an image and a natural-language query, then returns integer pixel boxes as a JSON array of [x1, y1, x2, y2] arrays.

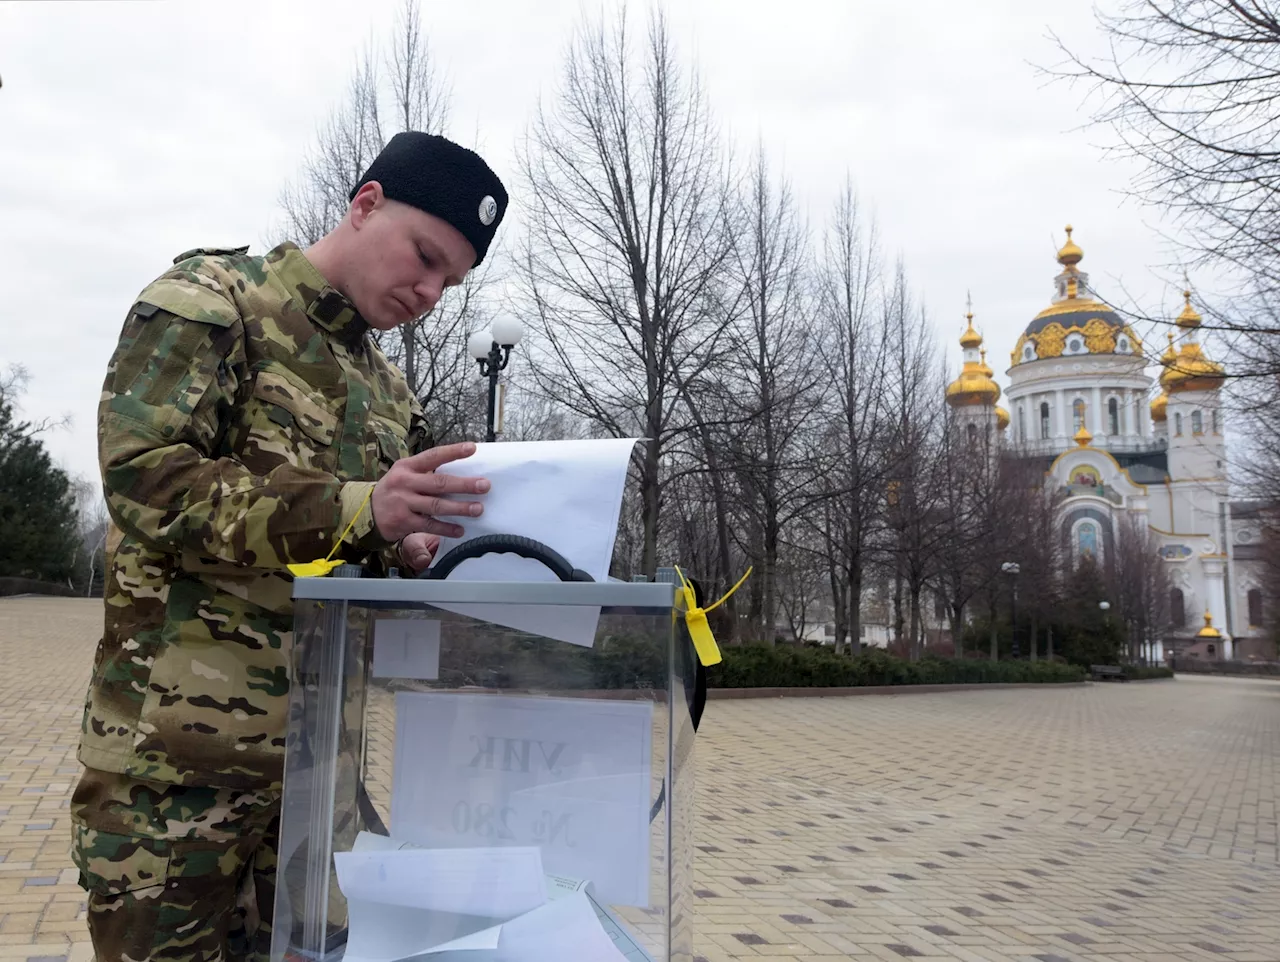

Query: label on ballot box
[[390, 692, 654, 908]]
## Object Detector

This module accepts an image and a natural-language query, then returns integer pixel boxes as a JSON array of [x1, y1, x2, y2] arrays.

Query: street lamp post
[[467, 317, 523, 443], [1001, 561, 1021, 659]]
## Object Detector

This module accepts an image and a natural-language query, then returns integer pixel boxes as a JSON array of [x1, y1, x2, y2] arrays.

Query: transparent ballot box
[[271, 571, 695, 962]]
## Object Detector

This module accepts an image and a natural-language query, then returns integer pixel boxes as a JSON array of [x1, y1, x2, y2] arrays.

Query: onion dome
[[1056, 223, 1083, 266], [1176, 289, 1203, 329], [1073, 426, 1093, 448], [996, 406, 1010, 431], [945, 312, 1001, 407], [1195, 611, 1222, 640], [1161, 291, 1226, 394], [1150, 390, 1168, 423], [1010, 225, 1142, 366]]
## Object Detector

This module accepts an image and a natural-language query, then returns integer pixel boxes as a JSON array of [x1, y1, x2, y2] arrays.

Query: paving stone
[[4, 599, 1280, 961]]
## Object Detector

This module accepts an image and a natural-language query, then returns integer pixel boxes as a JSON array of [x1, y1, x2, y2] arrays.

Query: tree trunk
[[1047, 625, 1054, 661], [949, 603, 964, 657], [909, 585, 923, 661], [641, 437, 660, 578], [989, 600, 998, 661], [847, 563, 863, 654], [1029, 612, 1038, 662]]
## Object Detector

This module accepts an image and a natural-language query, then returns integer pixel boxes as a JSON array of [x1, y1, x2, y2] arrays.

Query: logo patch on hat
[[479, 195, 498, 227]]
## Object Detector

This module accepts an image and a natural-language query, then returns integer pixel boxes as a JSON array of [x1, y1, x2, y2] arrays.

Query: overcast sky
[[2, 0, 1196, 485]]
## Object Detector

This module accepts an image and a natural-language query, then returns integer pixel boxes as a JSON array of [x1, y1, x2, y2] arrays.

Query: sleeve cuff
[[338, 482, 391, 552]]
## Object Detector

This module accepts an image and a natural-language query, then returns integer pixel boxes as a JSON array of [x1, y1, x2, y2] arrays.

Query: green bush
[[1122, 665, 1174, 680], [707, 645, 1085, 689]]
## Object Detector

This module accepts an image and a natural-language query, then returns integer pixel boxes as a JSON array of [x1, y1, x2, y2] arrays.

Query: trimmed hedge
[[0, 577, 79, 599], [707, 645, 1085, 689], [1122, 665, 1174, 680]]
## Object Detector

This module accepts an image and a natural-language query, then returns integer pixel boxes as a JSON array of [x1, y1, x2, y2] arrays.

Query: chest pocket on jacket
[[243, 368, 339, 473], [370, 413, 409, 476]]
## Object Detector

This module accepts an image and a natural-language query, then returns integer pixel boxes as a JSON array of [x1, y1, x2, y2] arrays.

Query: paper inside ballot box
[[390, 692, 654, 908], [336, 840, 630, 961]]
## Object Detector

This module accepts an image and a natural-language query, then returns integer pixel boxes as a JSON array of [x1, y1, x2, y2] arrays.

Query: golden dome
[[1073, 426, 1093, 447], [945, 365, 1001, 406], [1057, 224, 1083, 266], [978, 348, 994, 377], [996, 406, 1010, 431], [1160, 295, 1226, 393], [1176, 290, 1202, 329], [1195, 611, 1222, 640], [946, 314, 1001, 408], [1013, 226, 1139, 367], [1150, 390, 1168, 423], [1167, 342, 1226, 393]]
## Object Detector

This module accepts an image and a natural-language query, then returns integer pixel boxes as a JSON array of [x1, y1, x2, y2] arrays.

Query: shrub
[[1122, 665, 1174, 680], [707, 645, 1085, 689]]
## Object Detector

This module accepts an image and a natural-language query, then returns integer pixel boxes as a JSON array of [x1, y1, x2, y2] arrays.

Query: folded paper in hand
[[427, 438, 639, 647]]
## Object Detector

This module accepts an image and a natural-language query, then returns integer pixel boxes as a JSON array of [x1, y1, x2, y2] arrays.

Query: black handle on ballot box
[[418, 533, 596, 583]]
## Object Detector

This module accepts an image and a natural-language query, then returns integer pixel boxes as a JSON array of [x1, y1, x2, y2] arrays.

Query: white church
[[945, 227, 1270, 662]]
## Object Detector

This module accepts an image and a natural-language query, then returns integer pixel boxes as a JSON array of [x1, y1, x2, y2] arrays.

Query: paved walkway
[[2, 598, 1278, 962]]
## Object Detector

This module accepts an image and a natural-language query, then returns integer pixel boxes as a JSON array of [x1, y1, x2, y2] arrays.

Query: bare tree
[[276, 0, 494, 442], [517, 7, 733, 576], [879, 270, 947, 658], [718, 146, 820, 642], [810, 181, 892, 653], [1110, 515, 1172, 664], [1052, 2, 1280, 303]]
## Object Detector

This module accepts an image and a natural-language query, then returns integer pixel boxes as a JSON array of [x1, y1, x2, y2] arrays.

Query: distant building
[[945, 226, 1269, 661]]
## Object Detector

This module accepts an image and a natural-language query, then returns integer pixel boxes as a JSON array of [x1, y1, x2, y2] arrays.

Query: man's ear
[[349, 181, 385, 230]]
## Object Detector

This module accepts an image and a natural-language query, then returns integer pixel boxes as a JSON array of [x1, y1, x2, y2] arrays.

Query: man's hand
[[372, 442, 489, 543], [397, 532, 440, 572]]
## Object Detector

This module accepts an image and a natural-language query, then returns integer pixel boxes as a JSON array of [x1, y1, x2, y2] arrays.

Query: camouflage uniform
[[73, 241, 427, 961]]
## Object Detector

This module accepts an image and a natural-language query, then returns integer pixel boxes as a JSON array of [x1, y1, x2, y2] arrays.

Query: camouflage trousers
[[70, 768, 280, 962]]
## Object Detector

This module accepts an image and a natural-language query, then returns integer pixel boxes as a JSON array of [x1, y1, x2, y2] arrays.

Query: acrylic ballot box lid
[[272, 574, 696, 962]]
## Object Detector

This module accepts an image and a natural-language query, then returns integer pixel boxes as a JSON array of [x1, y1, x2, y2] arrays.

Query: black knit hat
[[349, 132, 508, 267]]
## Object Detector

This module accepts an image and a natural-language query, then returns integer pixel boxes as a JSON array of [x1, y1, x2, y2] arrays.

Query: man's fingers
[[408, 495, 484, 519], [401, 472, 490, 497], [401, 442, 478, 474], [416, 517, 465, 540]]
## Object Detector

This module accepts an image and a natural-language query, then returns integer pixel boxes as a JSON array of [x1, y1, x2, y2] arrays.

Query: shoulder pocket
[[136, 277, 237, 328], [71, 825, 170, 896], [253, 369, 339, 446]]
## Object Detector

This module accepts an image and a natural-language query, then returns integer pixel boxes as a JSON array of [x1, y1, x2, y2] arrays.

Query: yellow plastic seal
[[673, 565, 752, 667]]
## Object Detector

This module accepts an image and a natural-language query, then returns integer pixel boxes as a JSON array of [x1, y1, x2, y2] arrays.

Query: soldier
[[71, 132, 508, 962]]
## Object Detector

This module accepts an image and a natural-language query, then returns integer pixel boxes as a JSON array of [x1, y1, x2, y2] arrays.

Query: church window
[[1017, 406, 1026, 441], [1023, 344, 1036, 361], [1192, 410, 1203, 435], [1117, 336, 1130, 353], [1212, 408, 1220, 434], [1068, 337, 1084, 354], [967, 423, 978, 446], [1170, 588, 1186, 628], [1175, 412, 1183, 436], [1072, 398, 1086, 431], [1040, 402, 1051, 439], [1108, 397, 1119, 436], [1077, 521, 1099, 560], [1248, 589, 1263, 627]]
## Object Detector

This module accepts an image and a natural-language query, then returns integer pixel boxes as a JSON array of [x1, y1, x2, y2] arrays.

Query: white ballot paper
[[373, 618, 442, 680], [391, 692, 653, 907], [428, 438, 639, 647], [339, 835, 630, 962]]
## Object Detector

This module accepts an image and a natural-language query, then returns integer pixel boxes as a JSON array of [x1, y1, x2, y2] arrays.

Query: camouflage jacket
[[79, 241, 428, 790]]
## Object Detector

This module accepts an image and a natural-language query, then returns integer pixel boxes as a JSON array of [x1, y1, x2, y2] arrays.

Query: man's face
[[344, 185, 478, 330]]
